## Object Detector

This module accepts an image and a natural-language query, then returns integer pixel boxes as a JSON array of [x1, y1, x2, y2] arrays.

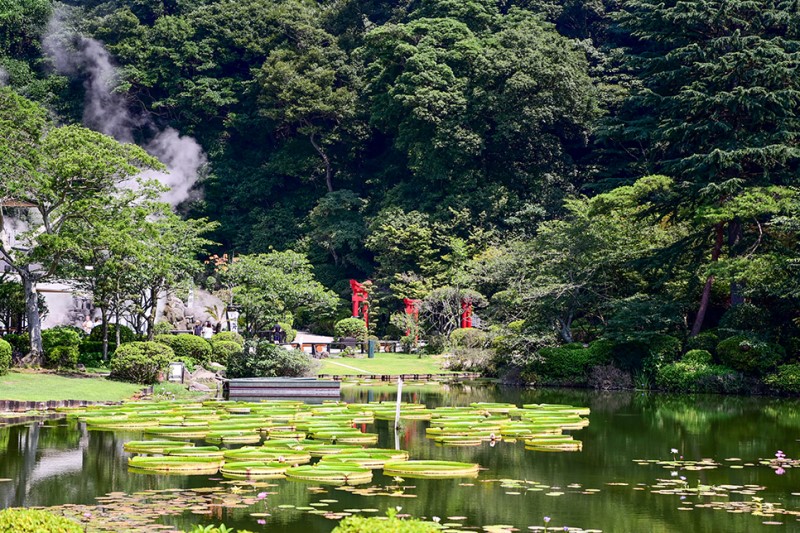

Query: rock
[[189, 381, 212, 392], [190, 366, 217, 381]]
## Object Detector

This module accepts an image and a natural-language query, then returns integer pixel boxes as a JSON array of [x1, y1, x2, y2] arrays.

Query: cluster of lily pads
[[62, 399, 483, 484], [424, 402, 589, 451]]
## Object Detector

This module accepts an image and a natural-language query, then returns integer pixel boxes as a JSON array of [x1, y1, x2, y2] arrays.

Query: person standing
[[193, 320, 203, 336], [202, 321, 214, 339], [81, 315, 94, 335]]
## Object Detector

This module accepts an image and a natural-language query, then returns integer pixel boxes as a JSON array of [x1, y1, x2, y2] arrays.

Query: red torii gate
[[403, 298, 421, 336], [461, 297, 473, 329], [350, 279, 370, 331]]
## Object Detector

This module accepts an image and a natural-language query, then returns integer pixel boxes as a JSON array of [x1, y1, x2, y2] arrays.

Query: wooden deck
[[224, 377, 341, 403]]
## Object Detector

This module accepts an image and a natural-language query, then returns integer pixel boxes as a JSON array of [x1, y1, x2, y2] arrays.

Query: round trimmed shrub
[[655, 361, 744, 393], [683, 349, 713, 365], [154, 334, 212, 367], [334, 318, 368, 341], [686, 331, 719, 354], [717, 334, 785, 375], [0, 508, 83, 533], [110, 342, 174, 384], [211, 340, 243, 366], [153, 321, 173, 335], [530, 343, 610, 385], [211, 331, 244, 346], [42, 327, 82, 368], [764, 364, 800, 394], [449, 328, 489, 349], [227, 341, 318, 378], [0, 339, 11, 375], [89, 323, 136, 343], [78, 340, 116, 367], [2, 333, 29, 357]]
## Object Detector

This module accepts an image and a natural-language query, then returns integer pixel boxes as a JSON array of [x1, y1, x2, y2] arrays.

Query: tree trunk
[[146, 286, 158, 341], [558, 312, 574, 343], [101, 311, 109, 362], [690, 223, 725, 337], [309, 132, 334, 193], [21, 273, 43, 365]]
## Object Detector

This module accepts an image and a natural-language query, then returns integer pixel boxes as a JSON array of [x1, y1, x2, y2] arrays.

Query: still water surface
[[1, 383, 799, 532]]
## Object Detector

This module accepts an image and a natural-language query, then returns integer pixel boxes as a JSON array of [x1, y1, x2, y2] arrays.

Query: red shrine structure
[[461, 297, 474, 329], [349, 279, 370, 330], [402, 298, 421, 336]]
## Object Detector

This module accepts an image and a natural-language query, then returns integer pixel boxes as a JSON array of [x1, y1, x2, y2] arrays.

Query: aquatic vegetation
[[383, 460, 480, 478], [127, 456, 224, 474], [285, 463, 373, 485], [220, 461, 289, 479]]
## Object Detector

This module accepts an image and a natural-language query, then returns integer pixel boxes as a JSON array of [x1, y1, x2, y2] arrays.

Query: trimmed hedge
[[153, 321, 173, 335], [42, 327, 82, 368], [0, 508, 82, 532], [89, 323, 136, 343], [211, 340, 243, 366], [449, 328, 489, 349], [78, 340, 116, 366], [227, 342, 317, 378], [717, 334, 785, 375], [2, 333, 29, 357], [155, 334, 212, 367], [686, 331, 719, 355], [531, 342, 611, 385], [655, 362, 745, 393], [683, 349, 713, 365], [211, 331, 244, 346], [334, 318, 368, 341], [110, 342, 174, 384], [0, 339, 11, 375], [764, 364, 800, 395]]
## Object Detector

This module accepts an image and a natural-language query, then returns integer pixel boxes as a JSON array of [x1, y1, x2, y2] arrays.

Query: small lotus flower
[[679, 476, 686, 481], [671, 448, 678, 454], [257, 519, 266, 525], [670, 471, 678, 476], [776, 467, 786, 475], [544, 516, 551, 523], [433, 516, 441, 523], [257, 492, 268, 499], [396, 506, 402, 512], [83, 512, 92, 519]]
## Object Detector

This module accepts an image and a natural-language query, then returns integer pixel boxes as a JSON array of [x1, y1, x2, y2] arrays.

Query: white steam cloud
[[42, 6, 204, 207]]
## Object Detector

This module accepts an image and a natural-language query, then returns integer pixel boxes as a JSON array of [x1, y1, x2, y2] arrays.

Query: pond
[[1, 383, 799, 532]]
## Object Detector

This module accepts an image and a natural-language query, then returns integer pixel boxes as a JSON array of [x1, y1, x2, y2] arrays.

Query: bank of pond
[[0, 384, 799, 531]]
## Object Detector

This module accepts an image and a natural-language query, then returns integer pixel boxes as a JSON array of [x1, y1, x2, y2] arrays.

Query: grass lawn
[[0, 371, 145, 401], [317, 352, 452, 376]]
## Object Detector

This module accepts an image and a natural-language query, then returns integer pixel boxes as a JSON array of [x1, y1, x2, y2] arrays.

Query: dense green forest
[[1, 0, 799, 390]]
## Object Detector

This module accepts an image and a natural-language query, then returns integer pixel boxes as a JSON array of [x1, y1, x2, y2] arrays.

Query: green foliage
[[530, 343, 611, 385], [211, 331, 244, 346], [155, 334, 212, 367], [334, 318, 368, 341], [449, 328, 489, 349], [655, 362, 745, 394], [78, 341, 115, 367], [719, 304, 770, 334], [278, 322, 297, 343], [400, 335, 417, 353], [3, 333, 29, 357], [447, 347, 494, 375], [153, 322, 174, 335], [764, 364, 800, 395], [89, 324, 136, 344], [0, 508, 82, 533], [717, 335, 786, 376], [185, 525, 254, 533], [227, 342, 318, 378], [686, 332, 719, 355], [110, 342, 174, 384], [0, 339, 11, 375], [683, 350, 713, 365], [41, 327, 82, 368], [210, 340, 242, 366]]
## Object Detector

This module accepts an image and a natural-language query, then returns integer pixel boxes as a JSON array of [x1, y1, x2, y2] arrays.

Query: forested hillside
[[2, 0, 799, 386]]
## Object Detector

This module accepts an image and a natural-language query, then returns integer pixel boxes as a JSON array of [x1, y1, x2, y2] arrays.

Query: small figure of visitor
[[271, 323, 283, 343], [81, 315, 94, 335], [214, 322, 222, 334], [193, 320, 203, 336], [202, 321, 214, 339]]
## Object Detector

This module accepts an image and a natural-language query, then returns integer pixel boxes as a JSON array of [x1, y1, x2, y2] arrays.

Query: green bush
[[227, 342, 318, 378], [719, 303, 769, 333], [400, 334, 417, 352], [530, 343, 610, 385], [278, 322, 297, 343], [0, 339, 11, 375], [334, 318, 368, 341], [332, 512, 438, 533], [421, 335, 447, 355], [611, 341, 649, 372], [686, 331, 719, 355], [110, 342, 174, 384], [717, 334, 785, 375], [655, 361, 745, 393], [0, 508, 82, 532], [211, 340, 243, 366], [447, 347, 494, 374], [683, 349, 713, 365], [89, 323, 136, 343], [42, 327, 82, 368], [153, 321, 173, 335], [211, 331, 244, 346], [764, 364, 800, 394], [78, 340, 116, 366], [2, 333, 29, 357], [155, 334, 212, 367], [589, 339, 614, 361], [449, 328, 489, 349], [185, 524, 254, 533]]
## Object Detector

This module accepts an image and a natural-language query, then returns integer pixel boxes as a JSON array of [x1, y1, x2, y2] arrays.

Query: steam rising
[[42, 6, 204, 207]]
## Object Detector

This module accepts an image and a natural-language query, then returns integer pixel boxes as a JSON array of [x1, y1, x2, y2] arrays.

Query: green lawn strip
[[0, 371, 144, 401], [317, 353, 452, 376]]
